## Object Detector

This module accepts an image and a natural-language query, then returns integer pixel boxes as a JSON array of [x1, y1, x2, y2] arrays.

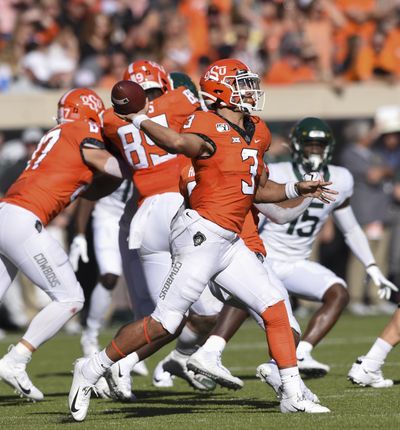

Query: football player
[[69, 58, 335, 421], [187, 118, 397, 394], [0, 88, 128, 401], [100, 61, 221, 399]]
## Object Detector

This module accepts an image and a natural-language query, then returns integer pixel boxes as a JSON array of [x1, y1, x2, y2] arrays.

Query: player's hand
[[115, 99, 150, 122], [69, 234, 89, 272], [297, 180, 338, 204], [366, 264, 399, 300]]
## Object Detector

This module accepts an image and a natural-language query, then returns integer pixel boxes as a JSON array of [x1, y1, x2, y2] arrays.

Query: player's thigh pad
[[269, 258, 347, 301], [140, 251, 172, 303], [0, 203, 84, 303], [92, 213, 122, 276], [212, 240, 285, 315], [152, 211, 237, 333]]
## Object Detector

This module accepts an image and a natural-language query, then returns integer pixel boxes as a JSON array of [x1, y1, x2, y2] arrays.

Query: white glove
[[366, 264, 399, 300], [69, 234, 89, 272]]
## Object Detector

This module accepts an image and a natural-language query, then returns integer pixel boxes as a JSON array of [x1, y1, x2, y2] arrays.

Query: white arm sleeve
[[254, 197, 313, 225], [333, 205, 376, 267]]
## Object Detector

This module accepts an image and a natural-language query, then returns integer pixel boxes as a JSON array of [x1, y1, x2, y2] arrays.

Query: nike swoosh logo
[[118, 364, 123, 378], [255, 139, 261, 143], [17, 382, 31, 395], [292, 406, 305, 412], [70, 389, 80, 413]]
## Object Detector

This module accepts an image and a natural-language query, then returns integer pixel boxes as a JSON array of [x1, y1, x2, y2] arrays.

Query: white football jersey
[[259, 162, 354, 261], [93, 179, 133, 218]]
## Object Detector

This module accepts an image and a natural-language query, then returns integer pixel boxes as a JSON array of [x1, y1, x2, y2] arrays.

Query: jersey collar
[[212, 111, 255, 144]]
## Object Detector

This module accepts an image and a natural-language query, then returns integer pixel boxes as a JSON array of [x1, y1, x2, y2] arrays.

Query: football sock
[[363, 337, 393, 371], [296, 340, 313, 359], [261, 301, 297, 369], [86, 283, 113, 338], [82, 349, 114, 383], [269, 359, 310, 397], [279, 366, 302, 398], [176, 325, 203, 355], [7, 342, 32, 364], [23, 300, 83, 348], [118, 352, 139, 375], [200, 335, 226, 355]]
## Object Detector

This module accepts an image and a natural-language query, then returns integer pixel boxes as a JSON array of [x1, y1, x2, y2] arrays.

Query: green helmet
[[170, 71, 199, 98], [289, 117, 335, 172]]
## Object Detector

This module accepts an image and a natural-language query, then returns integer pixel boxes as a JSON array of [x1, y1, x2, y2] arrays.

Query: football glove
[[366, 264, 398, 300], [69, 234, 89, 272]]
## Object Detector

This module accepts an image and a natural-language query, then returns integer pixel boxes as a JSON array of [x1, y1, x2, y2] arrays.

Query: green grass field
[[0, 314, 399, 430]]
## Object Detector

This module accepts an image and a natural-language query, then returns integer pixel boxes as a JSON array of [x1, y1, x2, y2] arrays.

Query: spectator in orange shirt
[[264, 37, 318, 85], [348, 30, 397, 82]]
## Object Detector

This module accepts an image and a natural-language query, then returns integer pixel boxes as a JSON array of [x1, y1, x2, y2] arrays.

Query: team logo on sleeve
[[216, 123, 230, 132], [193, 231, 206, 246]]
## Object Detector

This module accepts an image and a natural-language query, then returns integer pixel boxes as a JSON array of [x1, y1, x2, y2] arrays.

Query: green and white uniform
[[259, 162, 354, 301]]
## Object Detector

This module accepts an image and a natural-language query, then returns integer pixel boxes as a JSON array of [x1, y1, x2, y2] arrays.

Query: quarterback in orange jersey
[[69, 59, 336, 421], [0, 88, 128, 402], [97, 63, 223, 399]]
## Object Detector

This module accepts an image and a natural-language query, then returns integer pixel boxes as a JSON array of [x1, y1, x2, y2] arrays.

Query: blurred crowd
[[2, 0, 400, 92]]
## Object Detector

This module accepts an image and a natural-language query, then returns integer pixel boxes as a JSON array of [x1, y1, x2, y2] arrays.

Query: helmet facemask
[[224, 71, 265, 112], [293, 137, 331, 173]]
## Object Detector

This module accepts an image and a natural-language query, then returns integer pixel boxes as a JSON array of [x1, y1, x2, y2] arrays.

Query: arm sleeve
[[254, 197, 313, 224], [333, 205, 376, 267]]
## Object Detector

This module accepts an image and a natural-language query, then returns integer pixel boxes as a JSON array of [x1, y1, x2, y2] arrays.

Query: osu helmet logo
[[80, 94, 103, 113], [204, 65, 227, 81]]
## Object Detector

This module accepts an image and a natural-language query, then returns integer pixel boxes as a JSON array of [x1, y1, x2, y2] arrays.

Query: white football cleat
[[153, 358, 174, 388], [162, 350, 216, 391], [0, 351, 43, 402], [280, 394, 330, 414], [297, 353, 330, 377], [187, 349, 243, 390], [105, 362, 136, 402], [94, 376, 112, 399], [256, 363, 282, 399], [69, 358, 95, 422], [256, 362, 319, 403], [347, 357, 393, 388], [132, 361, 149, 377], [80, 331, 100, 358]]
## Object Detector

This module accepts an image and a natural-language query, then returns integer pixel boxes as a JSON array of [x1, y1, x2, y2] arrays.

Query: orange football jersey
[[102, 86, 200, 204], [179, 164, 266, 255], [181, 110, 271, 233], [3, 120, 103, 225]]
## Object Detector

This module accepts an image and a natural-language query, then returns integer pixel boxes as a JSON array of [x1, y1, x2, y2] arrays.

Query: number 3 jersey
[[181, 110, 271, 234], [2, 120, 104, 226], [102, 86, 200, 205], [259, 161, 354, 261]]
